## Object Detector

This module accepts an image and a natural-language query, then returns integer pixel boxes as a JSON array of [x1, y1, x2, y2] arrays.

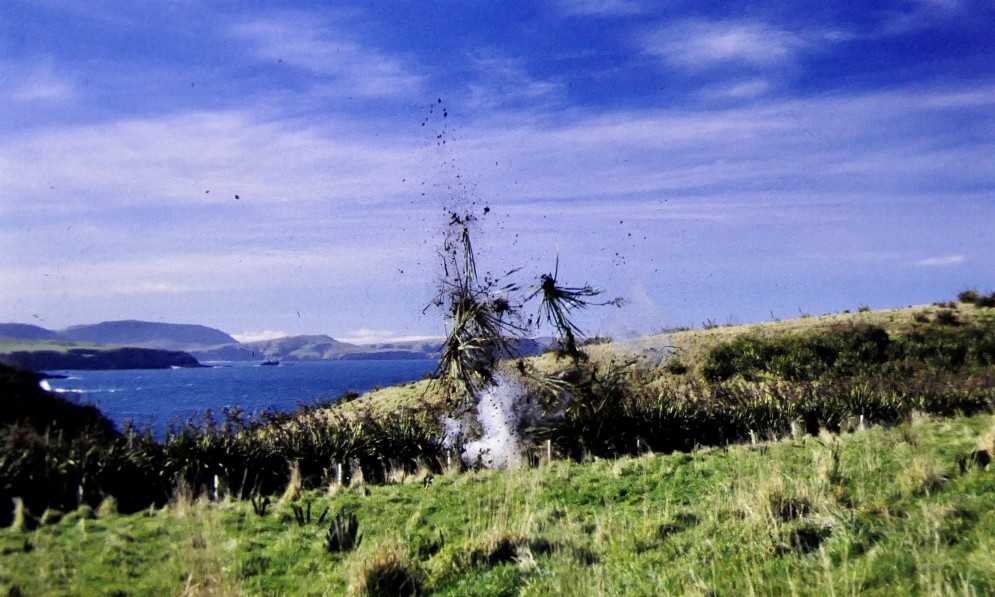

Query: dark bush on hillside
[[701, 319, 995, 384], [934, 309, 960, 326], [890, 324, 995, 371], [540, 364, 995, 459], [701, 325, 891, 382], [163, 416, 289, 499], [976, 293, 995, 308], [958, 289, 981, 304], [0, 364, 117, 440], [0, 364, 125, 523], [956, 289, 995, 307]]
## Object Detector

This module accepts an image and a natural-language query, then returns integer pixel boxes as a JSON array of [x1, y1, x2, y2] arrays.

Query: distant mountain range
[[0, 320, 437, 363], [0, 321, 236, 350], [190, 334, 447, 362], [0, 320, 555, 366]]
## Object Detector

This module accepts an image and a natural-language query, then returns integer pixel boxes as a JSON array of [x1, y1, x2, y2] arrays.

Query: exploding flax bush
[[528, 255, 623, 360], [430, 211, 620, 405], [430, 214, 527, 404]]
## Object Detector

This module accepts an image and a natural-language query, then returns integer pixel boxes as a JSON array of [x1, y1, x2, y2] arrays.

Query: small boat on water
[[259, 359, 280, 367]]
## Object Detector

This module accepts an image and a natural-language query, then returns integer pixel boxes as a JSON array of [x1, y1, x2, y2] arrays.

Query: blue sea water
[[42, 360, 437, 436]]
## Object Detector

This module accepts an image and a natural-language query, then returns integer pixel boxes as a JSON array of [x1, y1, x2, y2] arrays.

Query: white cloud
[[466, 51, 565, 111], [228, 13, 423, 98], [1, 58, 78, 104], [699, 78, 774, 99], [644, 20, 807, 69], [231, 330, 289, 343], [339, 328, 440, 344], [0, 109, 426, 216], [2, 79, 993, 332], [558, 0, 645, 16], [916, 255, 966, 267], [880, 0, 971, 35], [0, 248, 409, 304]]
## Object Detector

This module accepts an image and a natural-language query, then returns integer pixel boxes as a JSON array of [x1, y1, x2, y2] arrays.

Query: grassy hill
[[1, 412, 992, 595], [1, 294, 994, 595]]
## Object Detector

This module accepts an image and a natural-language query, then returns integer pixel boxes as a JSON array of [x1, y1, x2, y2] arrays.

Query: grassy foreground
[[3, 295, 995, 595], [1, 412, 993, 595]]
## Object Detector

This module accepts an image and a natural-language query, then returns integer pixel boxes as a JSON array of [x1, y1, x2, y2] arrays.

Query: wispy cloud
[[0, 109, 426, 216], [1, 58, 78, 103], [339, 329, 440, 344], [228, 13, 423, 97], [699, 78, 774, 99], [0, 247, 412, 302], [879, 0, 974, 35], [466, 51, 565, 111], [916, 255, 966, 267], [644, 20, 807, 69], [558, 0, 645, 16], [231, 330, 290, 343]]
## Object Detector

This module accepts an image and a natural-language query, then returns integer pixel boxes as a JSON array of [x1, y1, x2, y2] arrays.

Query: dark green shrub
[[935, 309, 960, 326], [700, 325, 892, 382], [326, 510, 362, 552], [665, 359, 688, 375], [350, 547, 421, 597], [959, 289, 981, 304], [976, 293, 995, 308]]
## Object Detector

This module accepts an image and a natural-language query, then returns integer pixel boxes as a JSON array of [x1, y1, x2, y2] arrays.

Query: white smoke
[[443, 371, 526, 470]]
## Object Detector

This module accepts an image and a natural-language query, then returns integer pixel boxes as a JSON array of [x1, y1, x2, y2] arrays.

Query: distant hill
[[191, 335, 356, 362], [2, 320, 553, 363], [60, 320, 238, 350], [0, 323, 63, 341], [0, 347, 204, 371], [190, 335, 444, 362]]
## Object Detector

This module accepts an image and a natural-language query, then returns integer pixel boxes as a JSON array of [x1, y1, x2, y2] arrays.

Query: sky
[[1, 0, 993, 344]]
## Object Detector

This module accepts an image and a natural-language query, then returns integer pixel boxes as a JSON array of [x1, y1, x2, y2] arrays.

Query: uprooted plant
[[428, 212, 527, 405], [528, 255, 623, 361], [428, 209, 621, 468]]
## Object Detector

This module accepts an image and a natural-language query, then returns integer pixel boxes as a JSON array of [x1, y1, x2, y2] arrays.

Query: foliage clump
[[429, 212, 619, 407], [326, 510, 362, 553], [701, 320, 995, 383], [349, 544, 422, 597]]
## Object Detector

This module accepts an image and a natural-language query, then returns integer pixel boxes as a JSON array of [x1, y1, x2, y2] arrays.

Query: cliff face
[[0, 347, 204, 371]]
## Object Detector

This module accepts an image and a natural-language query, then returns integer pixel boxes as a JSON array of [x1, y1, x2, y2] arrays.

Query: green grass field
[[2, 412, 993, 595], [3, 296, 995, 595]]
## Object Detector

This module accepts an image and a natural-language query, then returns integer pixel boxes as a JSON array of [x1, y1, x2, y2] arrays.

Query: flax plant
[[430, 214, 526, 404], [528, 255, 619, 360]]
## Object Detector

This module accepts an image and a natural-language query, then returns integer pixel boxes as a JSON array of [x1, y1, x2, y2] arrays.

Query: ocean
[[41, 360, 438, 436]]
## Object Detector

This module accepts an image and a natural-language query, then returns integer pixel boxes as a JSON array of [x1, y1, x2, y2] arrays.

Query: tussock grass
[[349, 543, 422, 597], [2, 413, 995, 595], [3, 298, 995, 594]]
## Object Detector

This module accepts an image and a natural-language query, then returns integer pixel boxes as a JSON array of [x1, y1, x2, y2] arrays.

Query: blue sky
[[1, 0, 993, 343]]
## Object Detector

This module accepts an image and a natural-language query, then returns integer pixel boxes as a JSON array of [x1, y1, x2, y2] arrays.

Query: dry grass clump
[[95, 495, 118, 517], [348, 543, 422, 597], [984, 415, 995, 457], [39, 508, 64, 526], [11, 498, 38, 532], [279, 461, 302, 504], [899, 455, 948, 496], [760, 478, 813, 523]]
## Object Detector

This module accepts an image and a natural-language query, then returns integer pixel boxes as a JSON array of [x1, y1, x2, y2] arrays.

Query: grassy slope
[[617, 302, 993, 375], [3, 302, 995, 595], [2, 413, 993, 595], [339, 301, 992, 420]]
